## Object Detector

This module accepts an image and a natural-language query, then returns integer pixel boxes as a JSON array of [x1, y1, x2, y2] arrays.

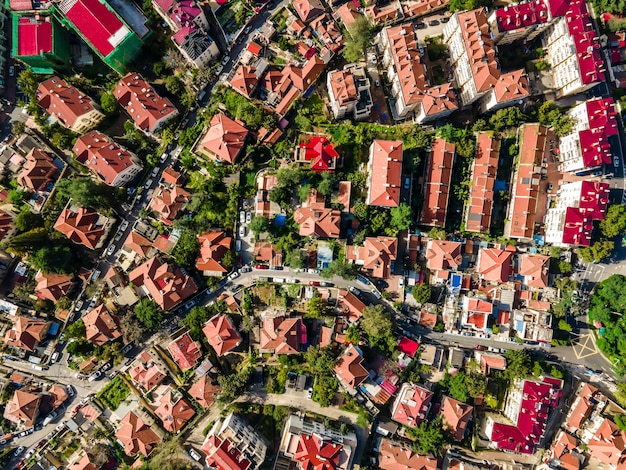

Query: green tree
[[15, 209, 42, 232], [249, 216, 270, 237], [312, 375, 337, 407], [352, 202, 369, 221], [317, 173, 334, 196], [134, 298, 163, 331], [447, 372, 469, 402], [171, 230, 199, 269], [28, 245, 74, 274], [153, 61, 169, 75], [412, 283, 431, 304], [578, 240, 614, 263], [304, 346, 336, 376], [181, 305, 214, 340], [600, 204, 626, 238], [55, 178, 111, 209], [343, 16, 375, 62], [558, 319, 572, 332], [489, 107, 525, 132], [100, 92, 117, 115], [285, 249, 305, 269], [5, 227, 49, 255], [406, 416, 446, 455], [361, 304, 395, 353], [430, 227, 446, 240], [504, 349, 532, 380], [615, 414, 626, 431], [390, 203, 412, 233], [465, 373, 487, 398], [65, 319, 86, 339], [164, 75, 184, 96], [345, 324, 360, 344], [320, 259, 359, 280], [298, 184, 313, 202], [8, 189, 28, 206], [12, 121, 25, 136], [306, 294, 326, 318]]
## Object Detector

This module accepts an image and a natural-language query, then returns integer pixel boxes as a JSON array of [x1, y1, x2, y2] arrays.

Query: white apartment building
[[326, 64, 373, 121]]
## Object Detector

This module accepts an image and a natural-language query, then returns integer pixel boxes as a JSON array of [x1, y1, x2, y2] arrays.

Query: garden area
[[96, 376, 131, 411]]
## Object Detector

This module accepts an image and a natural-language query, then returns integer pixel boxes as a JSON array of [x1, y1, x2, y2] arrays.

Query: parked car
[[615, 155, 620, 167], [306, 388, 313, 399], [24, 449, 35, 460], [239, 211, 245, 224], [100, 362, 112, 372], [121, 343, 134, 355], [144, 178, 153, 189], [271, 266, 283, 270], [74, 300, 84, 311], [349, 286, 361, 296], [151, 167, 159, 178], [255, 264, 269, 270], [91, 270, 101, 282], [415, 22, 426, 29], [120, 221, 129, 232], [189, 448, 203, 461], [221, 56, 230, 66], [235, 240, 242, 251], [375, 80, 380, 87], [428, 19, 439, 26], [88, 371, 102, 382], [239, 226, 246, 237], [404, 177, 411, 190], [106, 244, 116, 256], [307, 268, 319, 274], [114, 231, 123, 242], [160, 153, 168, 164], [440, 16, 449, 22], [8, 66, 14, 77], [228, 271, 240, 281], [43, 410, 58, 426], [372, 290, 382, 300], [308, 281, 321, 286], [184, 299, 196, 310], [320, 282, 334, 287], [244, 25, 252, 34], [590, 170, 603, 177], [14, 446, 25, 457], [66, 385, 75, 397], [475, 345, 487, 351], [246, 212, 251, 224], [239, 266, 252, 273], [88, 297, 97, 310], [50, 352, 60, 363]]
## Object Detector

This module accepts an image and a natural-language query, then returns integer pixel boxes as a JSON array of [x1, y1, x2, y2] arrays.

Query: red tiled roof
[[17, 148, 58, 192], [466, 133, 499, 232], [154, 389, 195, 433], [34, 271, 74, 302], [561, 181, 609, 246], [73, 130, 141, 186], [37, 77, 99, 129], [230, 65, 259, 98], [168, 332, 201, 370], [115, 73, 177, 132], [54, 205, 105, 249], [480, 354, 506, 375], [83, 305, 122, 346], [294, 188, 340, 238], [426, 240, 462, 271], [3, 390, 41, 427], [129, 361, 166, 392], [588, 418, 626, 468], [345, 236, 397, 279], [202, 436, 251, 470], [477, 248, 513, 283], [196, 231, 232, 274], [188, 375, 220, 408], [149, 185, 190, 225], [63, 0, 126, 57], [391, 383, 433, 427], [123, 230, 153, 258], [336, 290, 366, 322], [298, 136, 339, 172], [199, 113, 249, 164], [566, 383, 597, 430], [334, 345, 368, 388], [440, 396, 472, 441], [292, 0, 324, 22], [203, 315, 241, 356], [367, 140, 402, 207], [422, 139, 455, 226], [4, 317, 49, 352], [116, 411, 160, 457], [397, 337, 419, 357], [579, 98, 618, 168], [378, 440, 438, 470], [260, 316, 303, 354], [519, 254, 550, 288], [295, 434, 343, 470], [495, 0, 549, 32]]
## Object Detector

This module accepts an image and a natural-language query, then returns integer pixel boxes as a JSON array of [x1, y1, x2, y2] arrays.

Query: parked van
[[51, 352, 60, 363]]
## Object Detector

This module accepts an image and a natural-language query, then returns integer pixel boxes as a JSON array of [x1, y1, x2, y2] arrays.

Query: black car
[[440, 16, 449, 22], [428, 19, 439, 26], [415, 22, 426, 29]]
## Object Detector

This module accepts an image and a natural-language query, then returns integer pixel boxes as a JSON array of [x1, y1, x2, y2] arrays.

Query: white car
[[144, 178, 153, 189], [306, 388, 313, 399], [106, 244, 116, 256], [246, 212, 251, 224], [160, 153, 168, 164], [14, 446, 24, 457], [74, 300, 84, 311], [307, 268, 319, 274], [221, 56, 230, 66], [151, 167, 159, 178], [239, 211, 245, 224], [349, 286, 361, 296], [239, 226, 246, 237], [66, 385, 75, 397], [189, 448, 202, 462], [228, 271, 240, 281], [120, 221, 129, 232], [88, 371, 102, 382]]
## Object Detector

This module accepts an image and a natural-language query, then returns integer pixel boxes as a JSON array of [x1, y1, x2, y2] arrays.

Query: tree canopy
[[600, 204, 626, 238], [343, 16, 375, 62], [503, 349, 532, 380], [55, 178, 113, 209], [134, 298, 163, 331], [406, 416, 447, 455], [412, 283, 431, 304], [390, 203, 412, 233], [578, 240, 614, 263], [361, 304, 395, 354], [171, 229, 199, 269], [320, 259, 359, 280], [28, 245, 75, 274]]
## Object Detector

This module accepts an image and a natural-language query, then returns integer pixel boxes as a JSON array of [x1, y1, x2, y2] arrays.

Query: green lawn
[[96, 376, 130, 411]]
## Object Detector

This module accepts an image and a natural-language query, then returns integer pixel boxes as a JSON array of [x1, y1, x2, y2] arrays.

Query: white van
[[51, 352, 60, 363]]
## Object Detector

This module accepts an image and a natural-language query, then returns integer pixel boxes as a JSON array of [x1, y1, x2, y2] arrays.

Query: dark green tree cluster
[[28, 245, 75, 274], [405, 416, 447, 455], [503, 349, 532, 380], [537, 101, 575, 137], [600, 204, 626, 238], [217, 367, 252, 404], [343, 16, 375, 62], [207, 86, 275, 131], [55, 178, 115, 210], [134, 298, 164, 331], [320, 259, 359, 280], [171, 229, 199, 269], [578, 240, 614, 264], [361, 304, 396, 354]]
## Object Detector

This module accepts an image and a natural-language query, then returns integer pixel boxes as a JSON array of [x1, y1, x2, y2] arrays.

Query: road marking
[[572, 333, 599, 360]]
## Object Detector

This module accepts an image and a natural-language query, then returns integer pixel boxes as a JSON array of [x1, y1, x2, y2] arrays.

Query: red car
[[255, 264, 269, 270], [475, 345, 487, 351], [308, 281, 320, 286]]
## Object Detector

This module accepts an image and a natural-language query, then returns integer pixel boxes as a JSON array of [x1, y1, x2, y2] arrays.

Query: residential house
[[149, 185, 190, 225], [123, 230, 155, 259], [466, 133, 499, 233], [585, 418, 626, 469], [196, 231, 233, 276], [82, 305, 121, 346], [275, 414, 357, 470], [73, 131, 143, 187], [379, 23, 457, 121], [391, 383, 433, 427], [487, 377, 561, 454], [519, 253, 550, 289], [443, 8, 529, 110], [346, 236, 397, 279], [17, 148, 59, 193], [259, 316, 304, 354], [548, 431, 582, 470], [116, 411, 161, 457], [129, 351, 167, 392], [0, 211, 15, 243], [440, 396, 473, 441], [4, 316, 50, 352], [310, 14, 344, 52], [253, 242, 282, 267], [202, 315, 241, 356], [54, 205, 107, 249], [425, 239, 462, 282], [378, 439, 438, 470], [230, 65, 260, 98], [544, 180, 610, 247], [512, 308, 553, 343], [421, 138, 455, 227], [3, 390, 42, 427], [188, 374, 220, 408], [154, 387, 195, 433], [487, 0, 552, 45], [479, 353, 506, 375], [167, 331, 201, 370], [255, 173, 280, 218], [333, 2, 363, 29], [115, 73, 178, 133], [129, 257, 198, 311], [295, 136, 339, 172], [293, 0, 324, 22], [294, 188, 340, 238], [336, 290, 366, 323], [557, 98, 618, 173], [201, 413, 268, 470], [34, 271, 74, 302], [504, 124, 549, 240], [334, 344, 368, 390], [366, 140, 402, 207], [461, 297, 492, 331], [327, 64, 373, 120], [151, 0, 218, 67], [565, 383, 605, 435], [196, 113, 249, 164], [477, 247, 513, 283], [36, 77, 104, 133]]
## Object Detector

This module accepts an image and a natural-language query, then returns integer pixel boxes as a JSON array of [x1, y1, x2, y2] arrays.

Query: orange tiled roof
[[196, 231, 233, 274], [440, 396, 473, 441], [230, 65, 259, 98], [346, 236, 397, 279], [34, 271, 74, 302], [3, 390, 41, 427], [367, 140, 402, 207], [149, 185, 190, 225], [519, 254, 550, 288], [188, 374, 220, 408], [167, 332, 202, 370], [54, 205, 105, 249], [116, 411, 160, 457], [154, 389, 195, 433], [123, 230, 154, 258], [422, 139, 455, 226], [36, 77, 99, 129], [588, 418, 626, 468], [83, 305, 122, 346], [466, 133, 499, 232], [426, 240, 462, 271], [292, 0, 324, 22], [334, 345, 368, 388], [391, 383, 433, 427], [260, 316, 302, 354], [378, 439, 438, 470], [294, 189, 340, 238], [566, 383, 598, 430], [17, 148, 58, 192], [199, 113, 249, 164], [203, 315, 241, 356], [477, 248, 513, 283]]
